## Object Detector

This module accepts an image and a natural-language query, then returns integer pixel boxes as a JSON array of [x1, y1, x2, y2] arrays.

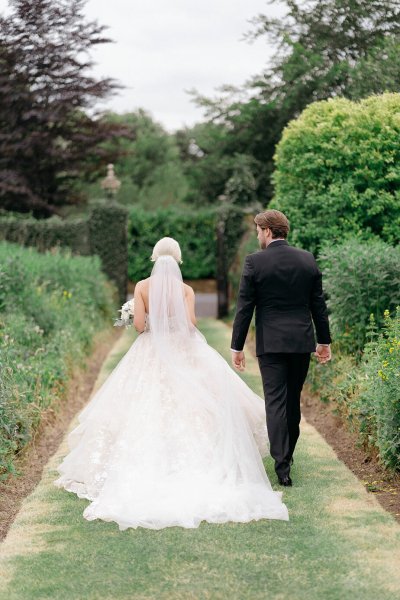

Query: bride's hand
[[231, 350, 246, 371]]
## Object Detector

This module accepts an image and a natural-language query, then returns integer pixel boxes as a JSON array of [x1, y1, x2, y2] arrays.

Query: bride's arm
[[185, 286, 197, 327], [133, 282, 146, 333]]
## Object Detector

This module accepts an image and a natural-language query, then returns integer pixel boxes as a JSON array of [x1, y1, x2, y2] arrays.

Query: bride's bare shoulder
[[137, 279, 193, 297], [136, 277, 151, 286], [134, 278, 150, 293], [183, 283, 195, 297]]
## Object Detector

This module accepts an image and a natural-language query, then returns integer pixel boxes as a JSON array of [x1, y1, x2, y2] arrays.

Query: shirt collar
[[266, 239, 289, 249]]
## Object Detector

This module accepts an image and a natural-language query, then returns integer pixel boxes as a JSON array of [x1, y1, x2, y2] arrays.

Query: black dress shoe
[[278, 475, 293, 486]]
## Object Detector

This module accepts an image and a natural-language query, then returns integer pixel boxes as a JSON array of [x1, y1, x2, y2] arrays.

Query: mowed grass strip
[[0, 318, 400, 600]]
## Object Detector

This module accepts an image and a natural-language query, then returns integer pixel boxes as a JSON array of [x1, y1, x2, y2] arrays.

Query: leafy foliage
[[177, 99, 279, 207], [0, 200, 129, 304], [308, 237, 400, 471], [320, 238, 400, 354], [127, 205, 245, 282], [0, 0, 126, 217], [249, 0, 400, 113], [272, 93, 400, 253], [0, 240, 117, 477], [80, 110, 189, 209], [357, 308, 400, 470], [228, 216, 259, 307], [128, 207, 218, 281], [88, 201, 129, 305], [184, 0, 400, 208], [308, 306, 400, 472]]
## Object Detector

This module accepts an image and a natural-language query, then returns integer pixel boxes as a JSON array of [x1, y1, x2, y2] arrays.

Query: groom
[[231, 209, 331, 486]]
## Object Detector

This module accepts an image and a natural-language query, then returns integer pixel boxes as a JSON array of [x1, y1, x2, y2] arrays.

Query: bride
[[54, 237, 289, 529]]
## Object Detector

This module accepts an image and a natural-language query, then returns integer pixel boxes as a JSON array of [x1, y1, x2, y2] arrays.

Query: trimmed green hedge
[[0, 200, 129, 304], [320, 238, 400, 354], [88, 202, 128, 305], [128, 207, 216, 280], [307, 238, 400, 471], [272, 93, 400, 254], [128, 206, 245, 281], [0, 240, 118, 477]]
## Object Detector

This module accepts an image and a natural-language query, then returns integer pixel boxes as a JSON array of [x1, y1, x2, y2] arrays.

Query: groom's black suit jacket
[[231, 240, 331, 356]]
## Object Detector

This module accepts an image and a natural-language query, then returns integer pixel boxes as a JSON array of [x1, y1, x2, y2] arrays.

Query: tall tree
[[185, 0, 400, 206], [80, 110, 190, 209], [249, 0, 400, 117], [0, 0, 127, 217]]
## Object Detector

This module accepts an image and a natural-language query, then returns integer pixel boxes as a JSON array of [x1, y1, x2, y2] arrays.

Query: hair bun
[[151, 237, 182, 264]]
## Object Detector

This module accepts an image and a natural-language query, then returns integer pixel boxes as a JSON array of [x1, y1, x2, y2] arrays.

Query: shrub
[[88, 201, 128, 305], [128, 206, 217, 280], [0, 241, 117, 477], [228, 215, 260, 325], [357, 308, 400, 471], [0, 200, 129, 304], [320, 238, 400, 354], [307, 308, 400, 472], [128, 205, 245, 281], [307, 351, 359, 420], [271, 93, 400, 254]]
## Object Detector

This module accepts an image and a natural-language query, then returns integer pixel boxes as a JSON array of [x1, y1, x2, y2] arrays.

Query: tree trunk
[[216, 214, 229, 318]]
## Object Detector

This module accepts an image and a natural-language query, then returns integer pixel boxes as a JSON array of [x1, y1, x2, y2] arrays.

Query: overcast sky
[[1, 0, 285, 131]]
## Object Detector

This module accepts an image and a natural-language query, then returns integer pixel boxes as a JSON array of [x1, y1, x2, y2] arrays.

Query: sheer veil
[[53, 248, 288, 528], [148, 254, 193, 340]]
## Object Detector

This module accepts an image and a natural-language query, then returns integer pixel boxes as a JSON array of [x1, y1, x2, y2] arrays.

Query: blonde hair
[[151, 237, 182, 264]]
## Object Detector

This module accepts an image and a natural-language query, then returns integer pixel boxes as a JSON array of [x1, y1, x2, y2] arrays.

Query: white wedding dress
[[54, 256, 289, 529]]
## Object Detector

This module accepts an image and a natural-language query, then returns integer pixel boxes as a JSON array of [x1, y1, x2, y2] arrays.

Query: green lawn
[[1, 319, 399, 599]]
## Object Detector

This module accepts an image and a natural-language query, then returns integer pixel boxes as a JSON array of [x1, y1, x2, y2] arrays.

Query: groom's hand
[[231, 350, 246, 371], [314, 344, 332, 364]]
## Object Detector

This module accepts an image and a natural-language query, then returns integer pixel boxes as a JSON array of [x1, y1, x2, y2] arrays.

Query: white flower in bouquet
[[114, 298, 135, 328]]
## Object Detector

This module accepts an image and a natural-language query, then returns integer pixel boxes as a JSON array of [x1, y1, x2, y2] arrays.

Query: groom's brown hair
[[254, 210, 290, 239]]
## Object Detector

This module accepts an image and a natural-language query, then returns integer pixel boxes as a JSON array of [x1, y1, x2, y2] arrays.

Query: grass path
[[0, 319, 400, 599]]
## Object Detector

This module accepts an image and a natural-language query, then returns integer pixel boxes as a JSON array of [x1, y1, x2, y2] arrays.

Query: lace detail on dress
[[54, 325, 288, 528]]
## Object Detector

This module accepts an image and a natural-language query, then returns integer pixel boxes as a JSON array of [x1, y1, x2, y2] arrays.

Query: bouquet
[[114, 298, 135, 328]]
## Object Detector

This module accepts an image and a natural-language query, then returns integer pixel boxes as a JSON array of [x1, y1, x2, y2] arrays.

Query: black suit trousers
[[258, 352, 311, 479]]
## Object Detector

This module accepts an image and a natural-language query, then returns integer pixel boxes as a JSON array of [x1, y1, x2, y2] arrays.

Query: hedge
[[271, 93, 400, 254], [0, 240, 117, 477], [307, 238, 400, 472], [320, 238, 400, 354], [127, 205, 245, 281], [0, 200, 129, 304]]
